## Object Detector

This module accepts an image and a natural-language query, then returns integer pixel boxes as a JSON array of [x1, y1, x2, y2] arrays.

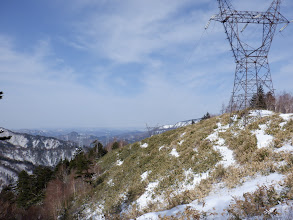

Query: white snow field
[[137, 173, 284, 219]]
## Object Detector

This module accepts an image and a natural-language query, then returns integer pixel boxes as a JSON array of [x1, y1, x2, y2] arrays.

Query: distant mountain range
[[14, 119, 200, 147], [15, 128, 147, 146], [147, 118, 201, 136], [0, 128, 78, 190]]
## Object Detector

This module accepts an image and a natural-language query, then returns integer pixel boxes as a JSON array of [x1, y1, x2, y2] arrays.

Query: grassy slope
[[79, 111, 293, 219]]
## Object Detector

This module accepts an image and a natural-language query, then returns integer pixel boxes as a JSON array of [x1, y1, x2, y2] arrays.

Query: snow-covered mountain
[[16, 128, 149, 146], [0, 128, 78, 189], [158, 118, 200, 130], [148, 118, 201, 136]]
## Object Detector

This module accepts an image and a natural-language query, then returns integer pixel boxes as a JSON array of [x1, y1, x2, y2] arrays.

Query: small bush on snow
[[265, 115, 284, 136], [227, 185, 280, 219], [283, 170, 293, 199], [211, 164, 226, 182], [253, 148, 273, 162], [265, 117, 293, 148]]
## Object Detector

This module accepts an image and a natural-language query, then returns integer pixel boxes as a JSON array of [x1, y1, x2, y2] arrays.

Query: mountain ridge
[[0, 128, 78, 189]]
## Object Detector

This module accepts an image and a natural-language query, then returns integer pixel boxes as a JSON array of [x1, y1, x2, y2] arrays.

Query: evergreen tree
[[88, 141, 107, 159], [97, 142, 107, 158], [33, 166, 53, 192], [0, 184, 15, 203], [16, 170, 33, 208], [250, 85, 267, 109], [16, 166, 53, 209], [112, 141, 119, 150], [88, 145, 97, 159], [258, 86, 267, 109], [250, 92, 256, 107], [201, 112, 211, 121], [70, 149, 92, 179]]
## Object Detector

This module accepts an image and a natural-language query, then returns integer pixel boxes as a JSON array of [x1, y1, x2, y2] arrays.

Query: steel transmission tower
[[206, 0, 291, 122]]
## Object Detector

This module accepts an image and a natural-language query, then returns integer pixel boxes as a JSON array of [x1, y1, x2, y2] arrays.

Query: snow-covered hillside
[[158, 119, 200, 130], [78, 110, 293, 219], [0, 128, 78, 189]]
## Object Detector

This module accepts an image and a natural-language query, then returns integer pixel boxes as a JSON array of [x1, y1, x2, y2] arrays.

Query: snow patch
[[83, 204, 105, 220], [141, 171, 151, 182], [170, 148, 179, 157], [178, 140, 184, 146], [269, 200, 293, 219], [275, 143, 293, 152], [217, 123, 229, 131], [116, 160, 123, 166], [107, 179, 114, 186], [214, 144, 235, 168], [207, 123, 236, 167], [280, 121, 287, 128], [161, 125, 173, 129], [280, 113, 293, 121], [249, 110, 274, 117], [137, 173, 284, 220], [253, 124, 273, 149], [207, 132, 218, 142], [180, 132, 186, 138], [178, 169, 209, 192], [136, 181, 160, 210], [159, 145, 164, 151], [141, 143, 148, 148]]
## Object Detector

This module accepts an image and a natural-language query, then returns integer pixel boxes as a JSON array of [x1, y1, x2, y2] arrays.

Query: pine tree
[[90, 140, 107, 159], [33, 166, 53, 192], [112, 141, 119, 150], [97, 142, 107, 158], [201, 112, 211, 121], [250, 93, 257, 108], [15, 166, 54, 209], [16, 170, 33, 208], [250, 85, 267, 109], [69, 149, 93, 180], [257, 85, 267, 109]]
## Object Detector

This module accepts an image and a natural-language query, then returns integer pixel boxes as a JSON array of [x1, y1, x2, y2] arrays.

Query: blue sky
[[0, 0, 292, 129]]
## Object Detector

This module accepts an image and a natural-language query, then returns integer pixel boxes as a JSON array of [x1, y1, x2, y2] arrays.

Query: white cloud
[[0, 34, 215, 129], [68, 0, 210, 63], [0, 0, 292, 129]]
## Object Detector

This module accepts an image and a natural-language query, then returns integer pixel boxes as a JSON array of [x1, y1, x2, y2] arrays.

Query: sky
[[0, 0, 292, 129]]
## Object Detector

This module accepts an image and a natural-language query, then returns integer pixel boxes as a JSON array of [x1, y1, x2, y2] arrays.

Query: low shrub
[[227, 185, 280, 219]]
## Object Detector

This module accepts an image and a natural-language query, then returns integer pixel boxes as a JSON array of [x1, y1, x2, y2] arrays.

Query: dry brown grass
[[65, 112, 293, 218], [219, 128, 257, 164], [227, 185, 280, 219]]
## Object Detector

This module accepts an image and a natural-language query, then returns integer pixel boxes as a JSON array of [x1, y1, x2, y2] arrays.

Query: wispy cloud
[[0, 0, 292, 129], [68, 0, 210, 63]]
